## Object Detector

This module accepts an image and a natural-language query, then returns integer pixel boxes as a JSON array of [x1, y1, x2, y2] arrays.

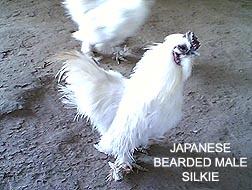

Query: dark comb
[[185, 31, 200, 51]]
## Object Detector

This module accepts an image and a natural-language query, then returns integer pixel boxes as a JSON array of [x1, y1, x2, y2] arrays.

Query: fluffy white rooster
[[62, 0, 153, 62], [57, 31, 200, 181]]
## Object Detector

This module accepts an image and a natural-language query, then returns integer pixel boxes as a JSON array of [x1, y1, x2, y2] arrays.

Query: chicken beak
[[190, 50, 200, 56]]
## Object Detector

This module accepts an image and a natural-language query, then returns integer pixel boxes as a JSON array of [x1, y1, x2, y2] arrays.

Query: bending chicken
[[63, 0, 153, 62]]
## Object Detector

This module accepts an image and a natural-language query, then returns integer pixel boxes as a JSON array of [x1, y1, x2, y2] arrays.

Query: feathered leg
[[106, 156, 148, 181]]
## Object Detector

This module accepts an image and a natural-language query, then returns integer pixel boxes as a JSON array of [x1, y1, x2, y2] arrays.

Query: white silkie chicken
[[57, 31, 200, 181], [62, 0, 153, 62]]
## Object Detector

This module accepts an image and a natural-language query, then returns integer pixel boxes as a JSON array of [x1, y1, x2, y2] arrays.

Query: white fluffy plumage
[[62, 0, 153, 56], [57, 32, 200, 181]]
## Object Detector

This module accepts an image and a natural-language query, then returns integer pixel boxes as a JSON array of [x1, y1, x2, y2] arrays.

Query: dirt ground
[[1, 0, 252, 189]]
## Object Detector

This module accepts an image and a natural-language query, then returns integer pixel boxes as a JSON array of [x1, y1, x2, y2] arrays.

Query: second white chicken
[[63, 0, 153, 61]]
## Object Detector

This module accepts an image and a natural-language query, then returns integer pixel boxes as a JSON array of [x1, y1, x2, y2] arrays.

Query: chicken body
[[63, 0, 153, 57], [57, 32, 200, 180]]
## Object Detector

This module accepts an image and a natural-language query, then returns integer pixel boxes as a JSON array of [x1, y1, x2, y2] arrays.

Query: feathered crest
[[185, 31, 200, 51]]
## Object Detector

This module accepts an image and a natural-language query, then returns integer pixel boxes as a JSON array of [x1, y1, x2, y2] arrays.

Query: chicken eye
[[178, 44, 188, 51]]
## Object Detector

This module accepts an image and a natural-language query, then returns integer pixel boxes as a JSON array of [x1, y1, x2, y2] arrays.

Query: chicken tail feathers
[[56, 51, 125, 135]]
